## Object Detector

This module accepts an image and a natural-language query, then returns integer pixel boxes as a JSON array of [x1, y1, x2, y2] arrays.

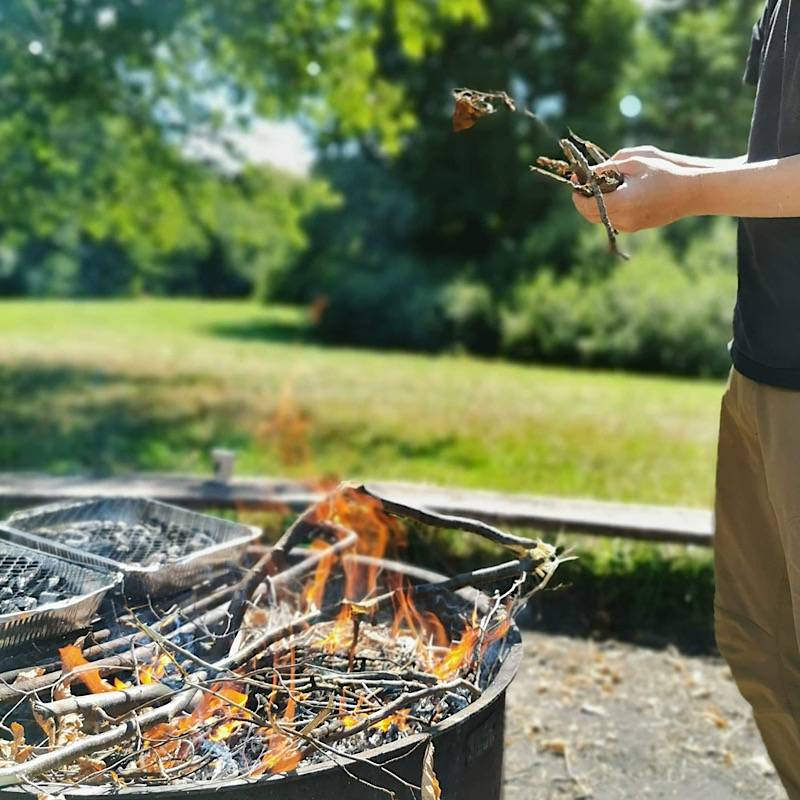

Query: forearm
[[676, 154, 746, 170], [688, 155, 800, 218], [661, 151, 747, 170]]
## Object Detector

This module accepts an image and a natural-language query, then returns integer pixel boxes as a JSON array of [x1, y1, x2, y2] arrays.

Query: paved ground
[[504, 631, 785, 800]]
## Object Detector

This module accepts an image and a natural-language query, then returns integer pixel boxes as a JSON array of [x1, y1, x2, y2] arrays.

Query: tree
[[0, 0, 485, 295]]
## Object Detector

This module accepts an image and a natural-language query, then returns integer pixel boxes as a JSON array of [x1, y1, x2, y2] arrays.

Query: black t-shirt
[[732, 0, 800, 388]]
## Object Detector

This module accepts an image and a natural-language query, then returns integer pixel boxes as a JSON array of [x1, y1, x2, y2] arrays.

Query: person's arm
[[608, 146, 747, 170], [572, 154, 800, 232]]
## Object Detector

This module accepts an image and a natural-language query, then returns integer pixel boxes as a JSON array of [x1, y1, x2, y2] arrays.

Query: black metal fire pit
[[0, 558, 522, 800]]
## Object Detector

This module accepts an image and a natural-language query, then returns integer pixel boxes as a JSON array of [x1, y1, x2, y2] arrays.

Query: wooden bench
[[0, 472, 714, 547]]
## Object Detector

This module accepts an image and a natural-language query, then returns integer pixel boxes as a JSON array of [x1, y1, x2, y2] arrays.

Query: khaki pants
[[715, 368, 800, 799]]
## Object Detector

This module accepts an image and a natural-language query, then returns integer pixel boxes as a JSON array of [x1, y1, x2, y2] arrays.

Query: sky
[[184, 119, 315, 177], [228, 120, 315, 176]]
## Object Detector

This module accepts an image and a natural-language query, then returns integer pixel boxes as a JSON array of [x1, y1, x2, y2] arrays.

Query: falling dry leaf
[[421, 741, 442, 800], [451, 88, 515, 132]]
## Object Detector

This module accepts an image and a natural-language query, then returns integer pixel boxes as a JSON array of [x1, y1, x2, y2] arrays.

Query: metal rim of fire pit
[[0, 556, 522, 799]]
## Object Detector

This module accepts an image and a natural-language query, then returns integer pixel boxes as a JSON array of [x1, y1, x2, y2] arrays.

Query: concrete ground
[[503, 631, 784, 800]]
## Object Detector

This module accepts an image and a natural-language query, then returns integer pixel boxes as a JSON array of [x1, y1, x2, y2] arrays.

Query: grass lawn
[[0, 298, 725, 508]]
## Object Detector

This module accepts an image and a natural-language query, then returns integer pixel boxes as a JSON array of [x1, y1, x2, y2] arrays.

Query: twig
[[0, 682, 201, 787], [350, 483, 555, 560]]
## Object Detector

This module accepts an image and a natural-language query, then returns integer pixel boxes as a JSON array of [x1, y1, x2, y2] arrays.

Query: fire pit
[[0, 485, 559, 799]]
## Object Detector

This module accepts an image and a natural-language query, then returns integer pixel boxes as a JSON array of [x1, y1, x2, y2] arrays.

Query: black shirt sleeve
[[744, 0, 773, 86]]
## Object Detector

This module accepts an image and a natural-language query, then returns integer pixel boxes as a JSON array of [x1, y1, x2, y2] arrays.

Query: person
[[573, 3, 800, 797]]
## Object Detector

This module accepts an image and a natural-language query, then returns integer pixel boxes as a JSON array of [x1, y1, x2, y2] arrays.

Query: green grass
[[0, 298, 724, 508]]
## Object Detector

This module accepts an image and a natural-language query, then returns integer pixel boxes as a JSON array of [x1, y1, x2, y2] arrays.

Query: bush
[[439, 280, 500, 355], [313, 257, 447, 351], [500, 224, 737, 376], [501, 271, 592, 362]]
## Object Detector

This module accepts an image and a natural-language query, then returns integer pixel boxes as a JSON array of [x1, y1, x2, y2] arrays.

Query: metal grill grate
[[5, 497, 260, 600], [0, 536, 119, 648], [0, 550, 66, 614], [34, 519, 217, 567]]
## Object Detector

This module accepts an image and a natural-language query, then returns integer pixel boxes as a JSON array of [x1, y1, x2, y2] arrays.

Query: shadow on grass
[[0, 364, 242, 477], [206, 318, 313, 345]]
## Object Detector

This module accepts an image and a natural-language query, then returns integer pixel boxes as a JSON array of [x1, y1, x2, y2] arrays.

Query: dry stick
[[34, 682, 172, 721], [208, 524, 357, 662], [515, 107, 627, 260], [561, 139, 629, 261], [351, 484, 555, 560], [324, 679, 465, 742], [0, 682, 200, 787]]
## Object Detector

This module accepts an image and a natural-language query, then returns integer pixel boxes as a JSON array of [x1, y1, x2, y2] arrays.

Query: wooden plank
[[0, 472, 713, 546]]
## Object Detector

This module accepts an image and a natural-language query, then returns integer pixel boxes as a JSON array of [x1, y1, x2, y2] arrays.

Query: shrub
[[439, 280, 500, 356], [500, 225, 737, 376], [501, 271, 592, 363], [313, 257, 447, 351]]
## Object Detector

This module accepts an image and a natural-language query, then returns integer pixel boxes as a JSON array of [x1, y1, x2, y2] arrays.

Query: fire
[[142, 682, 252, 770], [310, 486, 404, 601], [302, 538, 337, 611], [250, 735, 302, 777], [433, 627, 481, 680], [372, 709, 411, 733], [315, 603, 354, 652], [59, 645, 114, 694], [390, 579, 450, 654], [139, 653, 171, 685], [433, 605, 514, 681]]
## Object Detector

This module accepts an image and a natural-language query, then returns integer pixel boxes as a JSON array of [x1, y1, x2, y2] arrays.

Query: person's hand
[[572, 156, 699, 233]]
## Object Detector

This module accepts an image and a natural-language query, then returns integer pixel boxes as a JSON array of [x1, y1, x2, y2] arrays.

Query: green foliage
[[313, 257, 447, 351], [501, 221, 737, 376], [440, 280, 500, 355], [0, 0, 484, 297], [622, 0, 762, 156]]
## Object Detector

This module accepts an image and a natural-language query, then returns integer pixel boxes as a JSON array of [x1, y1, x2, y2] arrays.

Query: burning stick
[[350, 483, 557, 567]]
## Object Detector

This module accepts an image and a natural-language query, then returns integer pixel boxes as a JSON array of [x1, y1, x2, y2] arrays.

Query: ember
[[0, 484, 561, 796]]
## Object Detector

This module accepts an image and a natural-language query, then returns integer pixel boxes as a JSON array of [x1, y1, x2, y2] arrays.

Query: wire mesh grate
[[30, 519, 217, 567], [5, 497, 260, 599], [0, 535, 119, 647]]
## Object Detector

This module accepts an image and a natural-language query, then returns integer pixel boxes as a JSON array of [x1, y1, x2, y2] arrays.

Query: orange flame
[[309, 486, 404, 600], [142, 683, 251, 770], [302, 538, 338, 611], [59, 645, 114, 694], [433, 627, 481, 681]]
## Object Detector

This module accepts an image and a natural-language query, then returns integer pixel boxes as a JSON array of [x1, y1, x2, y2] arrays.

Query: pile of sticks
[[0, 484, 561, 793]]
